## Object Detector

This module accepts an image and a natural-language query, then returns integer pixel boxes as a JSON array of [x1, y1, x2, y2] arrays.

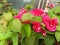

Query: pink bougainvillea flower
[[45, 18, 58, 32], [14, 8, 27, 20], [52, 18, 58, 26], [41, 29, 46, 36], [18, 8, 27, 16], [30, 9, 44, 16], [32, 22, 42, 32], [42, 14, 58, 32], [50, 4, 54, 9], [14, 15, 21, 19], [42, 14, 50, 24]]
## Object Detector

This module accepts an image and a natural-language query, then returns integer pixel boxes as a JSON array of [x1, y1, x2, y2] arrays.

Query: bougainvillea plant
[[0, 0, 60, 45]]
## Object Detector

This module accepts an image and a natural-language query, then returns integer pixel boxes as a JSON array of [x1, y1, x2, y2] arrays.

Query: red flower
[[31, 9, 44, 16], [42, 14, 58, 32], [14, 8, 27, 20], [22, 20, 30, 24], [32, 22, 42, 32]]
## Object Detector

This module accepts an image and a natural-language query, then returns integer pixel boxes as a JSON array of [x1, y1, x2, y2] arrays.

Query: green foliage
[[0, 0, 60, 45], [0, 0, 20, 45], [8, 19, 21, 33], [32, 17, 42, 22], [24, 4, 34, 10], [48, 6, 60, 22], [22, 12, 33, 22], [35, 33, 44, 39], [12, 33, 18, 45], [20, 31, 35, 45], [23, 24, 31, 37], [44, 35, 55, 45], [2, 13, 13, 21], [46, 30, 55, 34], [56, 25, 60, 31], [25, 36, 35, 45], [0, 4, 3, 8], [55, 31, 60, 42], [48, 8, 56, 18], [0, 40, 8, 45], [0, 24, 7, 33], [0, 31, 14, 40], [0, 19, 7, 26], [54, 6, 60, 14]]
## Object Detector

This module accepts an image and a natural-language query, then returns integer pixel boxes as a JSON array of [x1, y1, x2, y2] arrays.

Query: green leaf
[[12, 33, 18, 45], [44, 35, 55, 45], [56, 25, 60, 31], [0, 31, 14, 40], [48, 6, 60, 23], [54, 6, 60, 14], [57, 16, 60, 23], [35, 33, 44, 45], [20, 24, 25, 36], [32, 17, 42, 22], [24, 4, 34, 10], [22, 12, 33, 22], [0, 40, 8, 45], [0, 24, 7, 33], [48, 8, 55, 18], [3, 13, 13, 21], [0, 4, 2, 8], [20, 36, 26, 45], [23, 24, 31, 37], [8, 19, 21, 33], [48, 6, 60, 18], [46, 30, 55, 34], [0, 19, 7, 27], [55, 31, 60, 42], [35, 33, 44, 39], [25, 36, 35, 45]]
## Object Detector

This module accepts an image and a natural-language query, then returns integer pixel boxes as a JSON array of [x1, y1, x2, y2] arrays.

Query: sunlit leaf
[[12, 33, 18, 45], [44, 35, 55, 45], [8, 19, 21, 33], [23, 24, 31, 37], [55, 31, 60, 42]]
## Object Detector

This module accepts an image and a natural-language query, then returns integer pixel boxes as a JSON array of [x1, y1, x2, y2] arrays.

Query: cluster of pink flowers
[[32, 22, 46, 36], [42, 14, 58, 32], [31, 9, 58, 33], [30, 9, 44, 16], [32, 22, 42, 32], [14, 8, 58, 36]]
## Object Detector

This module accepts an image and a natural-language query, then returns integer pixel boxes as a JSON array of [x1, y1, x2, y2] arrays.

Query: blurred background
[[7, 0, 60, 10]]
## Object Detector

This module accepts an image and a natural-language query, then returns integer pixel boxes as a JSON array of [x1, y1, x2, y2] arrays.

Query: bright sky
[[23, 0, 31, 2]]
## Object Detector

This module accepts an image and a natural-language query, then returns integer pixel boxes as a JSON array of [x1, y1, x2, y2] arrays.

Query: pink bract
[[30, 9, 44, 16], [50, 4, 54, 9], [41, 29, 46, 36], [14, 8, 27, 20], [32, 22, 42, 32], [42, 14, 50, 25], [42, 14, 58, 32]]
